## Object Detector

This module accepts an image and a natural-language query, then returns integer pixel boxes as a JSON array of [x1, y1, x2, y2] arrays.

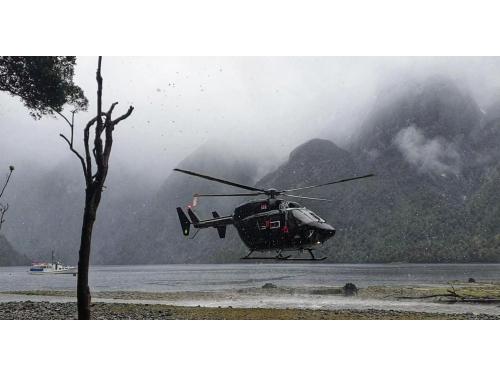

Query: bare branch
[[106, 102, 119, 119], [111, 105, 135, 126], [93, 56, 105, 171], [59, 133, 87, 179], [59, 133, 71, 146], [54, 105, 93, 184], [0, 166, 14, 232], [51, 108, 73, 129], [102, 102, 119, 131], [71, 111, 75, 145], [102, 105, 135, 168], [83, 116, 99, 182], [0, 168, 14, 200], [0, 203, 8, 232], [0, 203, 8, 214], [85, 117, 98, 129]]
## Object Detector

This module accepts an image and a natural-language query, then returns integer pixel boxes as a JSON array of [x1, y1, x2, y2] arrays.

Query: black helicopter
[[175, 168, 374, 261]]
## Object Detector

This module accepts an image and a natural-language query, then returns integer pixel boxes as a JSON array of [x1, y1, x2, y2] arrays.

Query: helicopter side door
[[268, 212, 284, 249], [255, 210, 286, 249]]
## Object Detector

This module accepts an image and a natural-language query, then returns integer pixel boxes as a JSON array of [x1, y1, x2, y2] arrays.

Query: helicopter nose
[[325, 228, 336, 237], [322, 228, 335, 239], [318, 226, 335, 243]]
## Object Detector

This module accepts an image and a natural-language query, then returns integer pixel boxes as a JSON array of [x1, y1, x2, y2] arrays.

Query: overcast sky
[[1, 57, 500, 186]]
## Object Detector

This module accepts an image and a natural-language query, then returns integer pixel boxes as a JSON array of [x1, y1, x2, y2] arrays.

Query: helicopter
[[175, 168, 374, 261]]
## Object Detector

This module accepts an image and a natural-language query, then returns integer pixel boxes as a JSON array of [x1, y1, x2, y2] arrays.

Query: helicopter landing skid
[[240, 254, 292, 261], [241, 250, 291, 261], [277, 256, 327, 261], [277, 249, 327, 261], [240, 256, 292, 260], [240, 249, 327, 261]]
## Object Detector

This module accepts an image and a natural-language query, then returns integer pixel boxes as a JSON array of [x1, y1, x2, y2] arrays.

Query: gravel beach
[[1, 301, 498, 320]]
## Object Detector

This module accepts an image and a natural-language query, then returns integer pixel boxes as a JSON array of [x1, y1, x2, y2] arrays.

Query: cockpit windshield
[[292, 209, 325, 223], [308, 210, 326, 222]]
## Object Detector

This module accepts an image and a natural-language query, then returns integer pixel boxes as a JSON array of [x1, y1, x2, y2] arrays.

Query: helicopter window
[[292, 209, 324, 223], [292, 209, 314, 223], [307, 210, 325, 223], [270, 220, 280, 229]]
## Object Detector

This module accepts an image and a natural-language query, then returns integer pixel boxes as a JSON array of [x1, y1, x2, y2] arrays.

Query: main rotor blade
[[193, 193, 263, 197], [174, 168, 265, 193], [282, 193, 335, 202], [282, 174, 375, 193]]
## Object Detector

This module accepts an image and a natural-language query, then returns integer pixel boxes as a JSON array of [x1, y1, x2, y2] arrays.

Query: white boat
[[28, 251, 77, 275]]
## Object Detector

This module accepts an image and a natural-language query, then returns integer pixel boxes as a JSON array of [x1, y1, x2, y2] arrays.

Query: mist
[[1, 57, 500, 190], [394, 125, 461, 176]]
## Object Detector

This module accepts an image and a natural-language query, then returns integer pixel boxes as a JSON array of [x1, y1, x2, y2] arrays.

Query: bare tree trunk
[[77, 187, 100, 319], [59, 57, 134, 319]]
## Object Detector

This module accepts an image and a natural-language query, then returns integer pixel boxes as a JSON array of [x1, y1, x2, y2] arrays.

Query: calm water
[[0, 263, 499, 293]]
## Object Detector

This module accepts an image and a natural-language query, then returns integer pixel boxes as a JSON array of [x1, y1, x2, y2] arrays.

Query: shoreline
[[1, 283, 499, 319]]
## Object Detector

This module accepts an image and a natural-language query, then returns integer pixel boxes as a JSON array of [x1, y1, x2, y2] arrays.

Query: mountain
[[256, 76, 500, 262], [259, 138, 360, 189], [0, 234, 30, 266], [467, 164, 500, 261]]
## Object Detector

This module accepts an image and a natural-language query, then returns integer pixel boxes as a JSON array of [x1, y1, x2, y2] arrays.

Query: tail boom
[[176, 207, 233, 238]]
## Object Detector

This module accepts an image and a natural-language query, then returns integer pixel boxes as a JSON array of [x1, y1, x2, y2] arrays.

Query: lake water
[[0, 263, 499, 293], [1, 264, 499, 315]]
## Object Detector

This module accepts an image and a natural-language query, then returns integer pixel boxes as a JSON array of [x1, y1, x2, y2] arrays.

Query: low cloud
[[394, 125, 461, 176]]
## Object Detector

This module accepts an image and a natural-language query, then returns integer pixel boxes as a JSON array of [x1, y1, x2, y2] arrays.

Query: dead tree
[[59, 57, 134, 319], [0, 165, 14, 232]]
